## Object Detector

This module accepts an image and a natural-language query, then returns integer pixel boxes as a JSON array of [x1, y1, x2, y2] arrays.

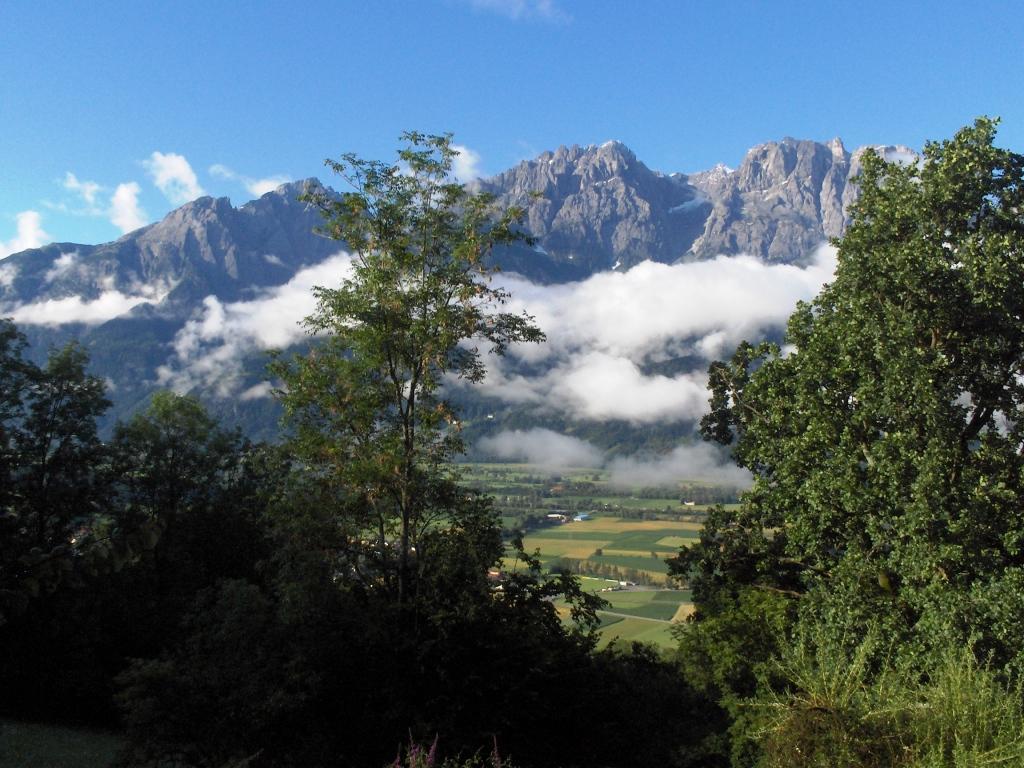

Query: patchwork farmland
[[459, 462, 741, 648]]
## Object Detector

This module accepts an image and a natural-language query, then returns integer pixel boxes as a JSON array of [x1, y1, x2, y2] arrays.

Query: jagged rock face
[[0, 179, 336, 311], [476, 141, 710, 273], [480, 138, 916, 270], [685, 137, 852, 263], [685, 139, 915, 263]]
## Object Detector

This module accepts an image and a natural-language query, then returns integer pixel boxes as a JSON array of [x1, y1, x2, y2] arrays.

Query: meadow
[[460, 461, 738, 647], [556, 578, 693, 650], [509, 515, 703, 583]]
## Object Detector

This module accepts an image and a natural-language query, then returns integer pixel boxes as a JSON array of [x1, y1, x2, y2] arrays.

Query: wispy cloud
[[478, 428, 604, 468], [109, 182, 149, 234], [44, 251, 80, 282], [464, 0, 571, 23], [157, 252, 354, 395], [451, 144, 483, 182], [57, 172, 150, 234], [607, 443, 750, 487], [209, 163, 291, 198], [144, 151, 205, 204], [0, 211, 52, 259], [63, 172, 103, 210], [0, 263, 17, 288], [4, 279, 173, 326], [478, 427, 750, 487]]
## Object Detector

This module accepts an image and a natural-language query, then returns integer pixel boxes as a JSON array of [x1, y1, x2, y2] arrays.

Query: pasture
[[557, 578, 693, 650], [511, 514, 701, 584]]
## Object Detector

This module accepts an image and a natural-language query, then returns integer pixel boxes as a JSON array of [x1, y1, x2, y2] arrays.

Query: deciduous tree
[[273, 132, 544, 602], [678, 118, 1024, 670]]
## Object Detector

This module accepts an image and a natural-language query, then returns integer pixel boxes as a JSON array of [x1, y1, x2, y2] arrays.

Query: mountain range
[[0, 135, 914, 445]]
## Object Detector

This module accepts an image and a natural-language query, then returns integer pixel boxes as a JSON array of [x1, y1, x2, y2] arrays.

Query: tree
[[0, 333, 113, 624], [272, 132, 544, 603], [677, 118, 1024, 670]]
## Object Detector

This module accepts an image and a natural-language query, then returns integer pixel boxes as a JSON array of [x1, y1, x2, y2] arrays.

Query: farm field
[[556, 578, 693, 650], [467, 461, 729, 645], [507, 514, 702, 584], [457, 462, 741, 534]]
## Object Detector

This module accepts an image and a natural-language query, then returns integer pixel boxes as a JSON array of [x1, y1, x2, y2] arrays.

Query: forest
[[3, 119, 1024, 768]]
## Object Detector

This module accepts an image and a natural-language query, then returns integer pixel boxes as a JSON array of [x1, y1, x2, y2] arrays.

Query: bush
[[749, 629, 1024, 768]]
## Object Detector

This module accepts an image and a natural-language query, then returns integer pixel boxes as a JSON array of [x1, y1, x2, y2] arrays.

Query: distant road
[[598, 610, 671, 624]]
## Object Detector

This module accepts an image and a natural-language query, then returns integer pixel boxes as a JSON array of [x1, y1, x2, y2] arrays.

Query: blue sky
[[3, 0, 1022, 252]]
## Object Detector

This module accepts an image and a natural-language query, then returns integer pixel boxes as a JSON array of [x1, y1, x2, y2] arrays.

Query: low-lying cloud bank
[[456, 244, 836, 424], [3, 268, 174, 327], [157, 245, 835, 421], [477, 427, 750, 487], [157, 252, 354, 394], [478, 427, 605, 469]]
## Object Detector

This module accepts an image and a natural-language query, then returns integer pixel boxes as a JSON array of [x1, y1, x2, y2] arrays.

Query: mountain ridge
[[0, 135, 915, 441]]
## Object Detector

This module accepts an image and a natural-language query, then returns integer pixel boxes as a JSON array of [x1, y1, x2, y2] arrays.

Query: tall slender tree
[[272, 132, 544, 602]]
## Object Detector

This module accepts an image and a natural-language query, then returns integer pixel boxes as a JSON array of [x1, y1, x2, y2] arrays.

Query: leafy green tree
[[273, 132, 544, 602], [0, 334, 113, 624], [678, 118, 1024, 672], [106, 392, 275, 640]]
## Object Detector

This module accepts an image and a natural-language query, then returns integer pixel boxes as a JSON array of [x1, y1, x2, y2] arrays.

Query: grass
[[596, 617, 677, 649], [0, 719, 124, 768], [556, 584, 692, 650], [506, 514, 701, 585]]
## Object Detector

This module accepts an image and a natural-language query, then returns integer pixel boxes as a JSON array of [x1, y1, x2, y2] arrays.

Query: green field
[[508, 514, 702, 584], [0, 719, 124, 768], [558, 578, 692, 650]]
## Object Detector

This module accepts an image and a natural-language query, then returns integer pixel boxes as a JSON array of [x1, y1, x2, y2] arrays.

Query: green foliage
[[0, 327, 114, 625], [685, 118, 1024, 669], [669, 119, 1024, 765], [272, 132, 543, 602], [750, 631, 1024, 768], [0, 371, 279, 726]]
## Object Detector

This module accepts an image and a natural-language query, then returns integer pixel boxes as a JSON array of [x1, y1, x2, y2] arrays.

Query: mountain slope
[[0, 137, 915, 442]]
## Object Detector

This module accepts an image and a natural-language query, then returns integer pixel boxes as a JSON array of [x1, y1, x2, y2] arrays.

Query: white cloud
[[454, 244, 837, 424], [210, 163, 291, 198], [0, 210, 52, 259], [58, 172, 151, 235], [156, 242, 836, 424], [477, 428, 751, 487], [607, 443, 751, 488], [109, 182, 148, 233], [0, 263, 16, 288], [44, 251, 79, 283], [5, 283, 170, 326], [451, 144, 483, 182], [63, 172, 103, 209], [145, 151, 205, 205], [157, 252, 354, 394], [465, 0, 570, 22], [478, 428, 604, 468], [246, 176, 291, 197], [239, 382, 274, 401]]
